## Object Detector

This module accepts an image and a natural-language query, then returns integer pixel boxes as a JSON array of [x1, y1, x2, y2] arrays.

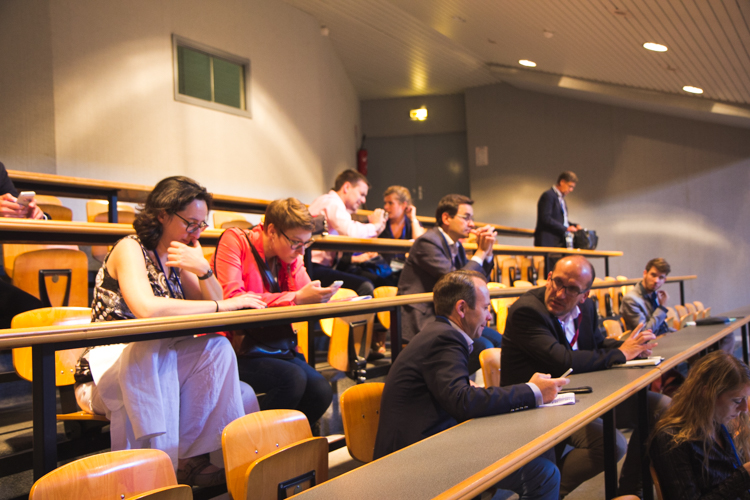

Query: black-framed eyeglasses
[[173, 213, 209, 234], [549, 276, 586, 297], [279, 228, 314, 251]]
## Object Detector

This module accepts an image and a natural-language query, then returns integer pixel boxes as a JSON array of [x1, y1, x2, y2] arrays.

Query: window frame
[[172, 35, 251, 118]]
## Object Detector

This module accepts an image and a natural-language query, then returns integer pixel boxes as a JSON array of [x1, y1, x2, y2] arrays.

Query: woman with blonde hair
[[650, 350, 750, 499]]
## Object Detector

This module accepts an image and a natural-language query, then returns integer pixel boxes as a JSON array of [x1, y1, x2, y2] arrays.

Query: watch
[[198, 268, 214, 281]]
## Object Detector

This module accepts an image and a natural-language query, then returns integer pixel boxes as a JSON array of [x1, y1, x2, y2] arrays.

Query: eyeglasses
[[279, 228, 314, 251], [455, 213, 474, 222], [549, 277, 586, 297], [173, 213, 209, 234]]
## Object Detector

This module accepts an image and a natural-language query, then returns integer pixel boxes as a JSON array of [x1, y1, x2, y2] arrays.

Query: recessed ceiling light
[[519, 60, 537, 68], [683, 85, 703, 94], [643, 42, 668, 52]]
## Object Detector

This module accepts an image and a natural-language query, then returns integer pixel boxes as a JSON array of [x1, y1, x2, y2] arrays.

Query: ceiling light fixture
[[643, 42, 668, 52], [682, 85, 703, 94], [519, 60, 537, 68]]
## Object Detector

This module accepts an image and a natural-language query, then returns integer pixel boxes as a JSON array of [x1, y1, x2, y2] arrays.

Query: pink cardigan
[[213, 225, 311, 307]]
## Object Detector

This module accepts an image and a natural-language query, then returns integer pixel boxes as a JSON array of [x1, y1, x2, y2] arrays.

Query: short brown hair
[[333, 169, 369, 192], [646, 258, 671, 275], [433, 270, 486, 317], [557, 171, 578, 184], [435, 194, 473, 227], [383, 185, 412, 205], [263, 198, 314, 233]]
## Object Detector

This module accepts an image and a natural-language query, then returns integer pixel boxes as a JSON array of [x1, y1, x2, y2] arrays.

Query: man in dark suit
[[501, 256, 670, 497], [397, 194, 501, 373], [375, 270, 567, 500], [534, 171, 581, 248]]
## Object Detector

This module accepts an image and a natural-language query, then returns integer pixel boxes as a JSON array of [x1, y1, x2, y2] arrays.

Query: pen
[[561, 367, 573, 378]]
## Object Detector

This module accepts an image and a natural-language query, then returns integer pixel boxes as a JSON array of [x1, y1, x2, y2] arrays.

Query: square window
[[173, 35, 251, 118]]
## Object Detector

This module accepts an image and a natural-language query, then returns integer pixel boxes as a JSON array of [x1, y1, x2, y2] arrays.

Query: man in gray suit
[[397, 194, 501, 373], [620, 257, 675, 336]]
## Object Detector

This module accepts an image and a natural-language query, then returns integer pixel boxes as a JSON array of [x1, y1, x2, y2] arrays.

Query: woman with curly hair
[[75, 176, 266, 487], [650, 350, 750, 499]]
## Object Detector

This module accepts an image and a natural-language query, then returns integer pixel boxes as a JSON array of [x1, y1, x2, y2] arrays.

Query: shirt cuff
[[471, 255, 484, 265], [527, 382, 544, 407]]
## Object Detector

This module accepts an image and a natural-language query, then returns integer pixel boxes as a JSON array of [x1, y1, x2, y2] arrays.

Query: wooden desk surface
[[0, 220, 622, 257], [292, 304, 744, 500], [8, 170, 536, 234]]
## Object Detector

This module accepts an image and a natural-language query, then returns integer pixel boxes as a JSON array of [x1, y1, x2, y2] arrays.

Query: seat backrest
[[685, 303, 697, 315], [222, 409, 323, 500], [674, 304, 688, 318], [3, 243, 79, 278], [12, 248, 89, 307], [372, 286, 397, 329], [11, 307, 92, 385], [293, 321, 309, 362], [512, 280, 533, 288], [480, 347, 502, 388], [328, 313, 375, 375], [340, 382, 385, 463], [29, 449, 178, 500], [320, 288, 358, 336], [693, 300, 705, 311], [487, 283, 511, 334], [86, 200, 136, 223], [213, 210, 254, 229], [603, 319, 624, 340]]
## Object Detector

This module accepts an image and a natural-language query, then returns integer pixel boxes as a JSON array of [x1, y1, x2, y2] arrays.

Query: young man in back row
[[307, 169, 387, 296]]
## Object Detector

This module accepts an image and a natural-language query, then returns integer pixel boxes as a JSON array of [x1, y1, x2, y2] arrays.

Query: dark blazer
[[373, 317, 536, 459], [397, 227, 493, 342], [501, 287, 625, 386], [534, 188, 573, 247]]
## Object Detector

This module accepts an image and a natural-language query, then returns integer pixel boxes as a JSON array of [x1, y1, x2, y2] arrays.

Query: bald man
[[501, 256, 670, 498]]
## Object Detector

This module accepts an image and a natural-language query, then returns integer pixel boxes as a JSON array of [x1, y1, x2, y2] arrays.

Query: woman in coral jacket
[[213, 198, 336, 425]]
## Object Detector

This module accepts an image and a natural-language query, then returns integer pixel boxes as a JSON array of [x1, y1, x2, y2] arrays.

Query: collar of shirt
[[558, 305, 581, 349], [447, 318, 474, 354], [552, 185, 564, 199], [637, 281, 659, 304], [438, 227, 459, 258]]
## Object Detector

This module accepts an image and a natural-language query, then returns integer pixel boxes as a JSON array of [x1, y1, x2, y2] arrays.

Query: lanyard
[[152, 251, 184, 299], [560, 314, 582, 348], [721, 424, 744, 470]]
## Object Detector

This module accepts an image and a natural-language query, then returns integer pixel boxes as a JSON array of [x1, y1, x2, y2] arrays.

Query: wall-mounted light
[[682, 85, 703, 94], [519, 59, 537, 67], [410, 107, 428, 121], [643, 42, 668, 52]]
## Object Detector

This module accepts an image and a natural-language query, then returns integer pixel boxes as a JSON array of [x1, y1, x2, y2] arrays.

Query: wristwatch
[[198, 268, 214, 280]]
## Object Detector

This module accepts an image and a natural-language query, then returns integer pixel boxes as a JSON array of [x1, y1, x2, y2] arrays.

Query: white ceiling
[[283, 0, 750, 125]]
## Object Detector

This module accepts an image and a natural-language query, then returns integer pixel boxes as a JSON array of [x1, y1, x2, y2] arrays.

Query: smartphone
[[331, 280, 344, 289], [16, 191, 35, 207], [559, 386, 593, 395]]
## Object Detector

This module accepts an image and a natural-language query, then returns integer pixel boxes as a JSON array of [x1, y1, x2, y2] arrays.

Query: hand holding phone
[[16, 191, 35, 207]]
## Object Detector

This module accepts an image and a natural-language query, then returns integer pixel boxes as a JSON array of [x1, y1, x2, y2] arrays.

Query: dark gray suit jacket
[[501, 287, 625, 386], [396, 227, 493, 342], [373, 317, 536, 459]]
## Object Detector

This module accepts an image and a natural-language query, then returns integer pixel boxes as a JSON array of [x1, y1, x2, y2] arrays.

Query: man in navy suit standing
[[534, 171, 581, 248]]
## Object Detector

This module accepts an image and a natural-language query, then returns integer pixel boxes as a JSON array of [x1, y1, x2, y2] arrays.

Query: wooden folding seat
[[603, 276, 618, 316], [487, 282, 512, 333], [222, 409, 328, 500], [372, 286, 398, 330], [674, 304, 691, 322], [35, 194, 74, 221], [87, 200, 136, 261], [340, 382, 385, 463], [212, 210, 253, 229], [603, 319, 625, 340], [12, 248, 89, 307], [590, 277, 607, 319], [11, 307, 109, 423], [512, 280, 533, 288], [479, 347, 502, 388], [29, 449, 191, 500]]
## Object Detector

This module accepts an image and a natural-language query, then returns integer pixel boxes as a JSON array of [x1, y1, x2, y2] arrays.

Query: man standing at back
[[375, 270, 566, 500], [308, 169, 387, 296], [620, 258, 675, 336], [501, 256, 669, 497], [397, 194, 501, 373], [534, 171, 581, 248]]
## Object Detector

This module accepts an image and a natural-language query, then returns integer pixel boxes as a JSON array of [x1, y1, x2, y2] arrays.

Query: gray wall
[[466, 83, 750, 311]]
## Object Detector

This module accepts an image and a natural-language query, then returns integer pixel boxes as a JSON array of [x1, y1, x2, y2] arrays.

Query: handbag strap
[[213, 227, 280, 293]]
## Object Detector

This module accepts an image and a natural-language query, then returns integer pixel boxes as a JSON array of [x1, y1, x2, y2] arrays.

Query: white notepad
[[612, 356, 664, 368], [540, 392, 576, 407]]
